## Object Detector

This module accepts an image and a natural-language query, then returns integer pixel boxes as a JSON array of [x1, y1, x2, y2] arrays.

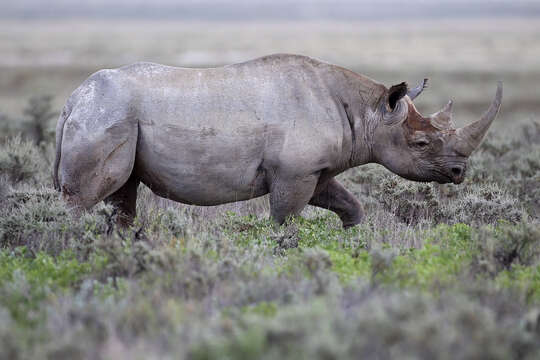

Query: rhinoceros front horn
[[455, 82, 503, 156]]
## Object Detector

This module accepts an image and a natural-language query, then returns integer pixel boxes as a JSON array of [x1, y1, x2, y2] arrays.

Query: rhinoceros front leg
[[309, 178, 364, 228], [269, 174, 319, 225]]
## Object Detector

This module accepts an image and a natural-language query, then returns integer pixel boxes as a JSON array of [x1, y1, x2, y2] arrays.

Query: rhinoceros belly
[[133, 118, 270, 206]]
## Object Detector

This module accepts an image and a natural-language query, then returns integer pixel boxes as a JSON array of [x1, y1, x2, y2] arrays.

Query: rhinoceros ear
[[387, 82, 408, 111], [382, 82, 409, 126]]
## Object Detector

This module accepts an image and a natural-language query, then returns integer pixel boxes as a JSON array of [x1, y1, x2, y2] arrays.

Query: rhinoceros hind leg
[[58, 113, 138, 217], [309, 178, 364, 228], [104, 174, 140, 227], [269, 174, 319, 225]]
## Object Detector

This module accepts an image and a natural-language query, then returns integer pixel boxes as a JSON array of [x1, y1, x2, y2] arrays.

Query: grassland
[[0, 19, 539, 359]]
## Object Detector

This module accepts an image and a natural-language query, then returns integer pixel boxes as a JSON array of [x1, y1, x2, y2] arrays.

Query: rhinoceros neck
[[325, 65, 386, 169]]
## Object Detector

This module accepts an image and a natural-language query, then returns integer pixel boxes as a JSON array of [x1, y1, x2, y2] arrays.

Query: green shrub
[[0, 113, 14, 143], [188, 291, 539, 360], [0, 307, 19, 360], [375, 176, 441, 224], [469, 121, 540, 218], [446, 183, 522, 225], [0, 248, 95, 326], [369, 173, 522, 225], [0, 136, 47, 186], [473, 222, 540, 275], [21, 95, 58, 145], [496, 265, 540, 304], [0, 189, 111, 257]]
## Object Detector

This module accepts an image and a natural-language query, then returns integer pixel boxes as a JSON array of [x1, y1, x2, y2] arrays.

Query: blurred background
[[0, 0, 539, 128]]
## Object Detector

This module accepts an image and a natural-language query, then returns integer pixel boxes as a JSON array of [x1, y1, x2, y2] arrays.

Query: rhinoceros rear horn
[[455, 82, 503, 155], [430, 100, 455, 130]]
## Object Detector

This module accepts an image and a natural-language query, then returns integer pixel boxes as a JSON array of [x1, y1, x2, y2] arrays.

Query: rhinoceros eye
[[414, 139, 430, 148]]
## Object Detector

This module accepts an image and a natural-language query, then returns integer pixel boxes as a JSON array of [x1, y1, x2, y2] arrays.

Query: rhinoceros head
[[371, 80, 502, 184]]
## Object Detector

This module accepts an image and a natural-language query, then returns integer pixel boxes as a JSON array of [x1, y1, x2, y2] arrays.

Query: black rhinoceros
[[53, 54, 502, 227]]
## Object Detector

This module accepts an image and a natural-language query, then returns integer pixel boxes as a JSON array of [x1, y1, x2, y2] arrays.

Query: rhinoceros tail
[[53, 101, 73, 191]]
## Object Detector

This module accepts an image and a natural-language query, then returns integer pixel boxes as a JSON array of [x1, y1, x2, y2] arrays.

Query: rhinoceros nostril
[[451, 166, 462, 177]]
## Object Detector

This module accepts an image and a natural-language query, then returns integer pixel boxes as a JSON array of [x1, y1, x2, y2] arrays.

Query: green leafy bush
[[21, 95, 58, 145], [0, 136, 47, 186], [0, 189, 110, 255], [0, 248, 94, 326], [447, 183, 522, 224], [473, 222, 540, 275]]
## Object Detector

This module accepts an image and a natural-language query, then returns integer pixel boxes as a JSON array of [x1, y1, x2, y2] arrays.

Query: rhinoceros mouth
[[423, 167, 453, 184], [431, 172, 465, 185], [400, 171, 452, 184]]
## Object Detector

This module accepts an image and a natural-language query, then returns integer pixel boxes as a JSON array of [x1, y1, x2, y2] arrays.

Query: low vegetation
[[0, 95, 538, 359]]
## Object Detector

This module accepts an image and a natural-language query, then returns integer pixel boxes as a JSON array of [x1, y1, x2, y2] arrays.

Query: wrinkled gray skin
[[53, 54, 502, 227]]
